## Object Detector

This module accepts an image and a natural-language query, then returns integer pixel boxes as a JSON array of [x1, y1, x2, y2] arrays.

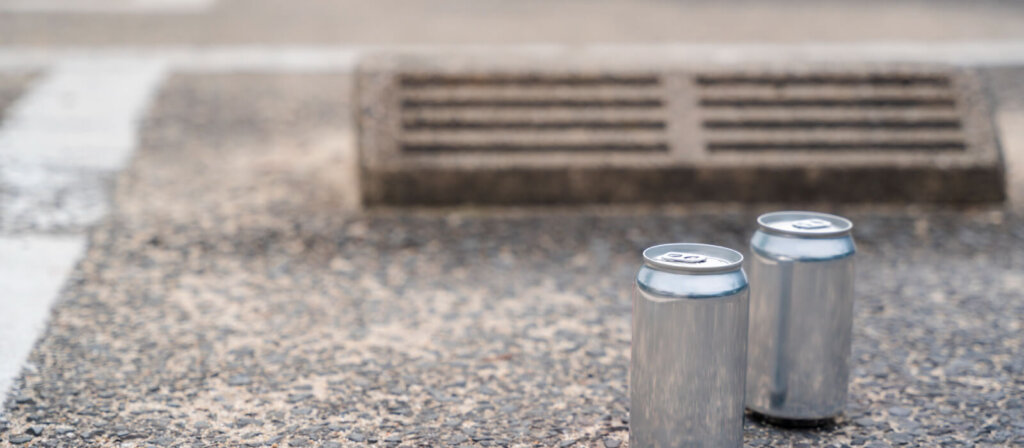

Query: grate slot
[[400, 74, 661, 87], [401, 85, 661, 98], [706, 142, 965, 151], [695, 74, 951, 87], [703, 119, 961, 130], [400, 128, 668, 152], [402, 98, 664, 109], [401, 108, 667, 122], [701, 108, 962, 122], [705, 128, 963, 141], [399, 130, 666, 145], [700, 85, 955, 98], [402, 143, 669, 153], [403, 119, 666, 130], [699, 97, 956, 108]]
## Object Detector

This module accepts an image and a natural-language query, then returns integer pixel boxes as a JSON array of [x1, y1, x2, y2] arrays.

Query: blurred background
[[2, 0, 1024, 44]]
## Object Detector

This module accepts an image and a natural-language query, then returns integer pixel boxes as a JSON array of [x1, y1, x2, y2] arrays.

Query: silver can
[[632, 243, 749, 447], [746, 211, 856, 425]]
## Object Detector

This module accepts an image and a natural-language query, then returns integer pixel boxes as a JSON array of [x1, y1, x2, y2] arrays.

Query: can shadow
[[746, 409, 843, 431]]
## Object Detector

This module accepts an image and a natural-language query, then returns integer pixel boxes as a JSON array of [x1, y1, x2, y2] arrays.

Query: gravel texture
[[2, 74, 1023, 447]]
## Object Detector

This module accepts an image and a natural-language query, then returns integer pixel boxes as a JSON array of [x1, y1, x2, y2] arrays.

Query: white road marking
[[1, 41, 1024, 73], [0, 164, 111, 233], [0, 0, 216, 14], [0, 61, 167, 404], [0, 236, 85, 403], [0, 59, 167, 170]]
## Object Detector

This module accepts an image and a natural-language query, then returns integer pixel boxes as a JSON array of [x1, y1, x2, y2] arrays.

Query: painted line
[[0, 164, 112, 233], [0, 59, 167, 170], [0, 0, 216, 14], [0, 61, 167, 405], [1, 42, 1024, 73], [0, 236, 85, 404]]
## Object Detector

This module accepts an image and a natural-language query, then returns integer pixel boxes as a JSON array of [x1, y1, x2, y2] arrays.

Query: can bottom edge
[[747, 410, 839, 428]]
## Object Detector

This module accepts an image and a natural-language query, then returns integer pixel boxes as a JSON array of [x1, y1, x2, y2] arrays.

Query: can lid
[[643, 243, 744, 274], [757, 211, 853, 238]]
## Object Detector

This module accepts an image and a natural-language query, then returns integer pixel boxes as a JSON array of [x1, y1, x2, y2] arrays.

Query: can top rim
[[757, 211, 853, 238], [642, 243, 744, 274]]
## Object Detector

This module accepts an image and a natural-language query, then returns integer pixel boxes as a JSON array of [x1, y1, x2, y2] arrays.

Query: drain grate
[[357, 57, 1003, 204], [395, 73, 669, 153], [697, 73, 967, 152]]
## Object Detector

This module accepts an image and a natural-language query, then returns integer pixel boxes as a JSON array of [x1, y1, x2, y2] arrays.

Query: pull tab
[[661, 252, 707, 264], [792, 218, 831, 230]]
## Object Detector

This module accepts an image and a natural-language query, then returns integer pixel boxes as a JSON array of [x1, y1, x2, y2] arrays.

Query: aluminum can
[[746, 211, 855, 425], [632, 243, 749, 448]]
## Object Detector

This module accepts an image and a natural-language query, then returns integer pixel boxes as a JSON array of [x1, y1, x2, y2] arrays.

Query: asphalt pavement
[[1, 1, 1023, 447], [0, 73, 1020, 446]]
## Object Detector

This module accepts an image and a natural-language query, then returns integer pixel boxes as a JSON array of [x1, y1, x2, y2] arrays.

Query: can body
[[746, 212, 856, 423], [631, 243, 749, 448]]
